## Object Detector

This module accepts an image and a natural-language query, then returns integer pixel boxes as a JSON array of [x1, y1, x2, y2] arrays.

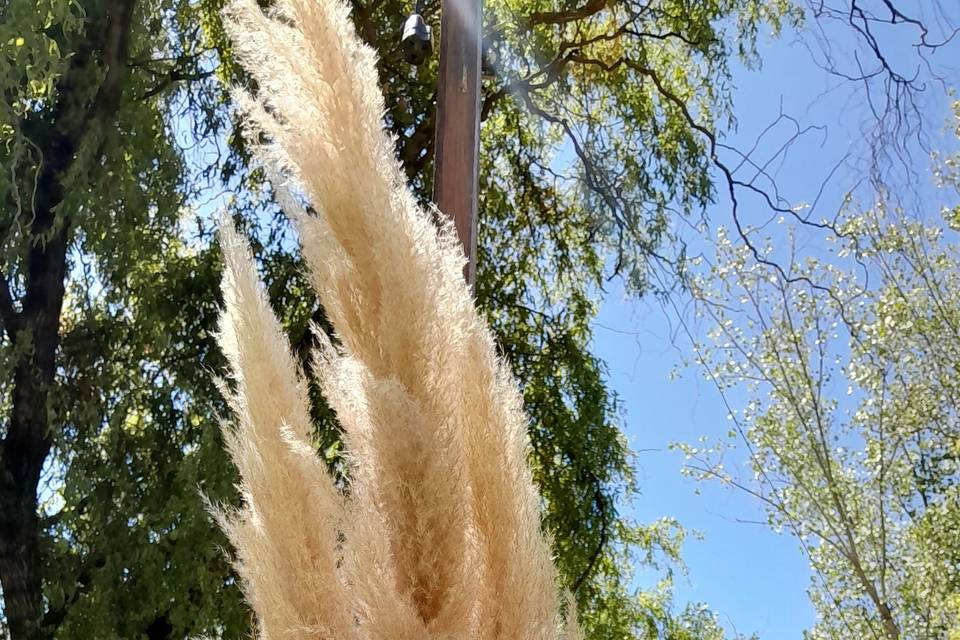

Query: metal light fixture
[[400, 2, 432, 66]]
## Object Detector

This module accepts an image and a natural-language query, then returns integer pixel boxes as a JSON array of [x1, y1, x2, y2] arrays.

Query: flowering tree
[[683, 103, 960, 639]]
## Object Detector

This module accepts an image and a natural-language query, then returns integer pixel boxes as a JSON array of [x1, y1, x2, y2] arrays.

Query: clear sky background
[[590, 9, 959, 639]]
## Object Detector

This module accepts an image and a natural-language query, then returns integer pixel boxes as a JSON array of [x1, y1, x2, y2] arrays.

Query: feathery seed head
[[214, 0, 582, 637]]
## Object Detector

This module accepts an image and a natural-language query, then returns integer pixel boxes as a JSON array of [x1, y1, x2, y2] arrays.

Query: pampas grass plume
[[213, 0, 583, 637]]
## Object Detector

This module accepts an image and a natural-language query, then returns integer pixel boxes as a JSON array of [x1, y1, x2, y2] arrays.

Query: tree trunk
[[0, 1, 135, 636], [0, 480, 47, 640], [0, 119, 73, 640]]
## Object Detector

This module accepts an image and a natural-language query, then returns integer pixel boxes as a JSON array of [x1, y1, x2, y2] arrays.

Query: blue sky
[[595, 290, 815, 638], [591, 10, 959, 638]]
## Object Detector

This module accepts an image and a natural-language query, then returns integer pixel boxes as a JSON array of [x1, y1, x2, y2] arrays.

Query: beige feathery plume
[[214, 0, 583, 637]]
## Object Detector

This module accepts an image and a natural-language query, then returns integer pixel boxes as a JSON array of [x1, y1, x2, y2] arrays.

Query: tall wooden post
[[433, 0, 482, 286]]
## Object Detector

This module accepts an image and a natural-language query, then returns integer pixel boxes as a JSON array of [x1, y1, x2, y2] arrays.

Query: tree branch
[[89, 0, 138, 121], [137, 69, 216, 102], [528, 0, 606, 26]]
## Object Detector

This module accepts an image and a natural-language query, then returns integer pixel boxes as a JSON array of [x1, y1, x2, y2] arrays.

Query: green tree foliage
[[685, 102, 960, 639], [0, 0, 246, 637], [1, 0, 793, 637]]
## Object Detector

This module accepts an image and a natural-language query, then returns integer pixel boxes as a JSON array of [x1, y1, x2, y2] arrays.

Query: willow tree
[[0, 0, 244, 637], [2, 0, 792, 638]]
